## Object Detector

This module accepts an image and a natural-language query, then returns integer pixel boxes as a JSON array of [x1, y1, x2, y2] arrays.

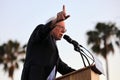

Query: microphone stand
[[79, 45, 95, 64], [72, 41, 91, 67]]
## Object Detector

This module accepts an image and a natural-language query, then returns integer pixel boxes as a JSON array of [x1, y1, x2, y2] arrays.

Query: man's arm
[[57, 58, 76, 75], [28, 21, 53, 43]]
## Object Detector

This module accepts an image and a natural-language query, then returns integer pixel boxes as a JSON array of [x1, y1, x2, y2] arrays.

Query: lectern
[[56, 65, 100, 80]]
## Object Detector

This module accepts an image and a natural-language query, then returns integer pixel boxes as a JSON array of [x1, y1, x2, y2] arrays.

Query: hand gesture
[[56, 5, 70, 23]]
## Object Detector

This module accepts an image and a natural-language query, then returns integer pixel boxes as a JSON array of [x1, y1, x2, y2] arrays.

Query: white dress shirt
[[47, 66, 56, 80]]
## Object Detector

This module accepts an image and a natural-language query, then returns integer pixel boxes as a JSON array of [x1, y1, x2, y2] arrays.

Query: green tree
[[86, 22, 120, 80], [0, 40, 26, 80]]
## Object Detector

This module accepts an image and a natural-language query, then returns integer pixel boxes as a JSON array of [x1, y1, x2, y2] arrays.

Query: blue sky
[[0, 0, 120, 80]]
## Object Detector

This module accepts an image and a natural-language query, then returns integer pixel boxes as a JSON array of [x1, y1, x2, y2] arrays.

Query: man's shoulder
[[34, 24, 45, 30]]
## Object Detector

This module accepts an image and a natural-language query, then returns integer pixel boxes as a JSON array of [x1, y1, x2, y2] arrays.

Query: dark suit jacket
[[21, 21, 75, 80]]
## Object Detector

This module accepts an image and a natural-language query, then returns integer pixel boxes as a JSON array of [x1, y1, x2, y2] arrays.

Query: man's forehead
[[56, 21, 65, 25]]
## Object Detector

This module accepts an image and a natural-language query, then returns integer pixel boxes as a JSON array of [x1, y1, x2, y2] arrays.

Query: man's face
[[51, 21, 66, 40]]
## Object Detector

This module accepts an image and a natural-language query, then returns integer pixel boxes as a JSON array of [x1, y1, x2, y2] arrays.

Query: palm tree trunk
[[106, 56, 109, 80], [104, 37, 109, 80]]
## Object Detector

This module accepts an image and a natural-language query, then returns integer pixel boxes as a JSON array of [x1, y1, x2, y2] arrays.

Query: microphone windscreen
[[63, 34, 68, 39], [63, 35, 72, 43]]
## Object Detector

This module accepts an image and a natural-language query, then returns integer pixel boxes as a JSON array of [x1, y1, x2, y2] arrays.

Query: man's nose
[[62, 28, 67, 33]]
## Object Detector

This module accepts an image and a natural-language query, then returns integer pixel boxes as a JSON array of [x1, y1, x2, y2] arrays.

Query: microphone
[[63, 35, 104, 74], [63, 34, 79, 47], [63, 34, 89, 67]]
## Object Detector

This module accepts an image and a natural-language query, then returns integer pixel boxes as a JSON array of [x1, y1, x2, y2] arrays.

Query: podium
[[57, 37, 104, 80], [56, 65, 100, 80]]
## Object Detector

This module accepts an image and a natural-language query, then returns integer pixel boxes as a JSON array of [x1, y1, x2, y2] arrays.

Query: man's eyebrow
[[55, 25, 64, 27]]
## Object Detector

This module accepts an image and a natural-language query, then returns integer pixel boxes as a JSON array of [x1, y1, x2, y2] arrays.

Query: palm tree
[[86, 22, 120, 80], [0, 40, 26, 80]]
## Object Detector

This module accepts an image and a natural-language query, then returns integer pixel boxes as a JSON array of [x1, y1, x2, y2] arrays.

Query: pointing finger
[[63, 5, 66, 13]]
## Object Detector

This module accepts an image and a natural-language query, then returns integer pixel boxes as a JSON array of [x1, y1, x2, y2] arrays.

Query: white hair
[[45, 16, 56, 24]]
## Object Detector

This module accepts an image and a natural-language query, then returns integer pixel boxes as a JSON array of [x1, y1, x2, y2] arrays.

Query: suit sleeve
[[29, 21, 53, 43], [57, 58, 76, 75]]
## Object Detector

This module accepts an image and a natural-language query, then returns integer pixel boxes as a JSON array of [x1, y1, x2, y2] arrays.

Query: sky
[[0, 0, 120, 80]]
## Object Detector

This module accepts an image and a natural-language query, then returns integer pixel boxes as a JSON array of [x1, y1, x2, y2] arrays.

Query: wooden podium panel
[[56, 66, 99, 80]]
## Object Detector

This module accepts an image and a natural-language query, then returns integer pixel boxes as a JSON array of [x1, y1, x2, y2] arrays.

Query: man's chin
[[55, 37, 61, 41]]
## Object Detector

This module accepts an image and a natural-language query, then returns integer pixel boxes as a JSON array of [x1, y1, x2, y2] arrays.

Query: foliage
[[86, 22, 120, 58], [0, 40, 26, 80]]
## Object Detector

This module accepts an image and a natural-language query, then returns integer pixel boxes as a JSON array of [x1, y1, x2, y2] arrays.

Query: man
[[21, 5, 75, 80]]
